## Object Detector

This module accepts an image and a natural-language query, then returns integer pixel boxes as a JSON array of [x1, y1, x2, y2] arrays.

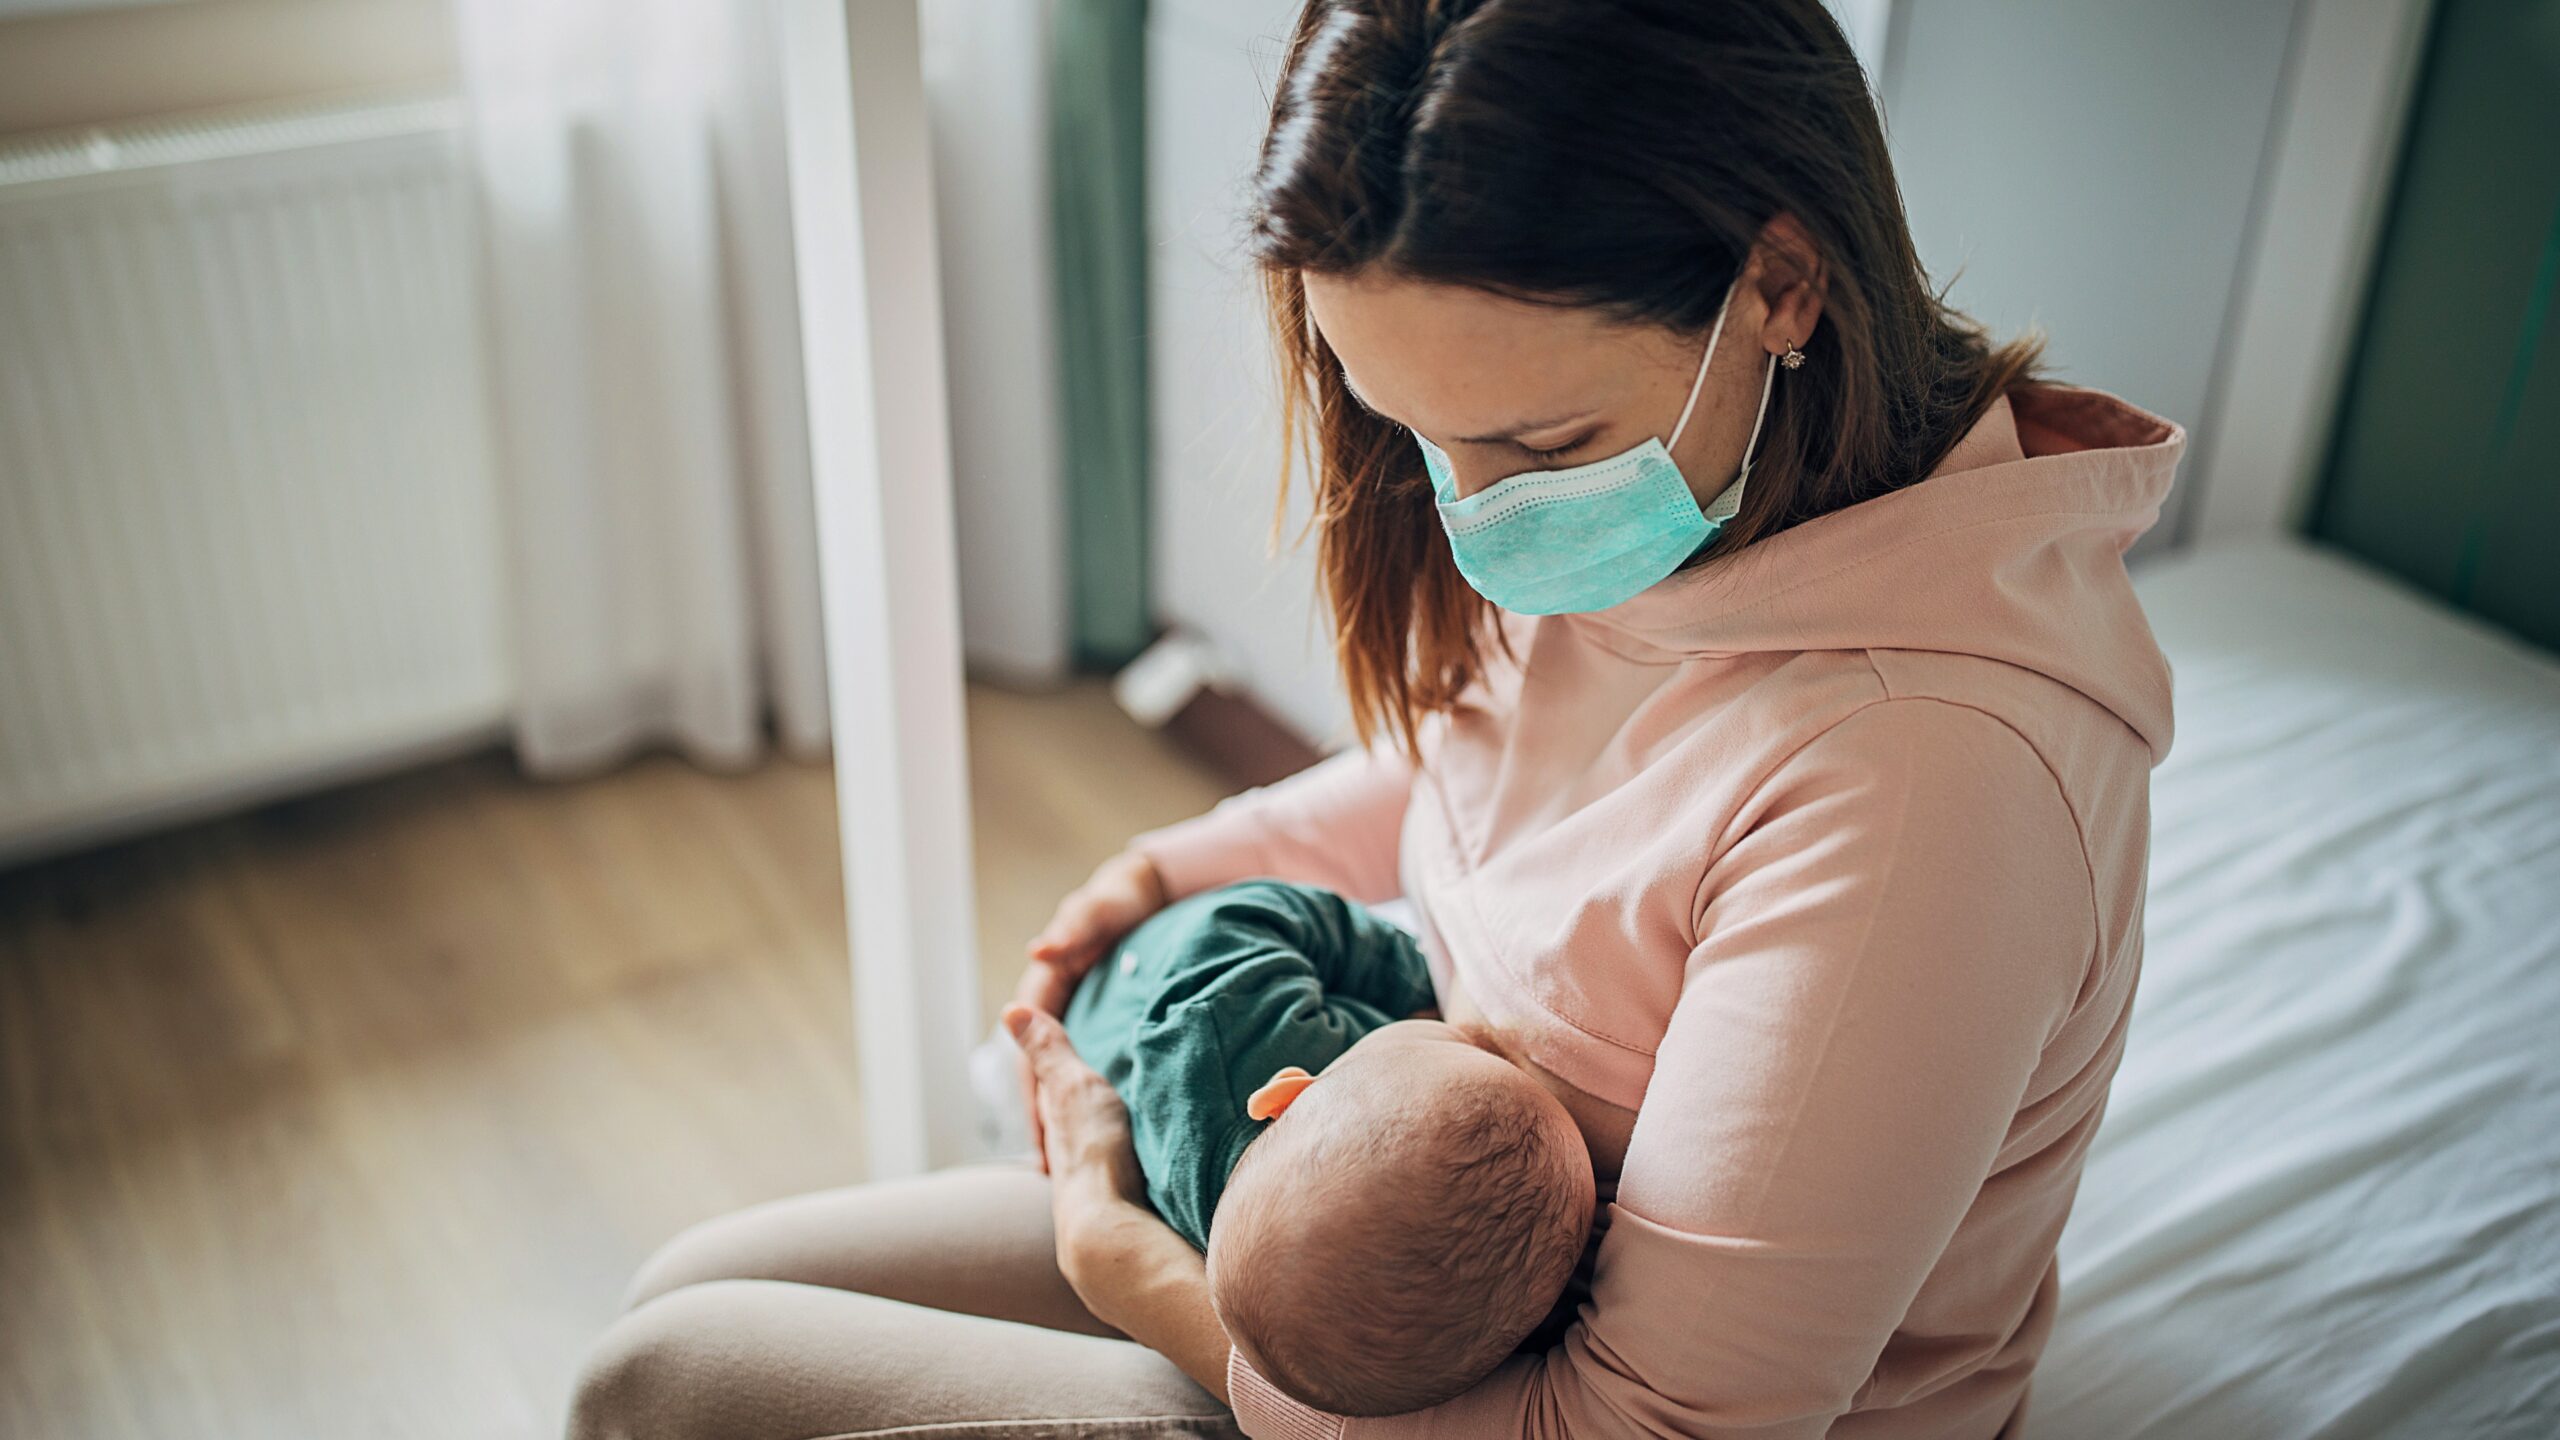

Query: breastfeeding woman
[[567, 2, 2183, 1437]]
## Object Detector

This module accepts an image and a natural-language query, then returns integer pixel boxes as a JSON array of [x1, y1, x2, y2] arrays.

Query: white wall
[[0, 0, 457, 135], [1877, 0, 2301, 551], [2186, 0, 2433, 544], [1148, 0, 1345, 744], [923, 0, 1071, 683], [1825, 0, 1894, 79]]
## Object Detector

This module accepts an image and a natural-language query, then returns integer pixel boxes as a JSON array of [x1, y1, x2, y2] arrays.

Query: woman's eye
[[1521, 439, 1585, 462]]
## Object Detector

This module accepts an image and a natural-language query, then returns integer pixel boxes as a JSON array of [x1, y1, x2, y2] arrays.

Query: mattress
[[2034, 539, 2560, 1438]]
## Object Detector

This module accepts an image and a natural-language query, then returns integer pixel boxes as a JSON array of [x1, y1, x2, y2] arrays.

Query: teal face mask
[[1417, 279, 1777, 616]]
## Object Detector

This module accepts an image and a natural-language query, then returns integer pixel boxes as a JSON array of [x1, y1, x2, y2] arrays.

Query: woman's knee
[[622, 1205, 779, 1311], [568, 1277, 1239, 1440], [619, 1175, 946, 1310], [569, 1281, 772, 1440], [618, 1166, 1104, 1335]]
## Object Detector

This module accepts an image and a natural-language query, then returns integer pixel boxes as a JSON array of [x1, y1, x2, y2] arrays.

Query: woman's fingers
[[1005, 1005, 1145, 1204], [1015, 925, 1098, 1172], [1006, 1005, 1076, 1175], [1005, 969, 1071, 1170], [1016, 849, 1169, 1173], [1005, 968, 1069, 1171], [1013, 958, 1077, 1019], [1026, 898, 1104, 969], [1017, 1047, 1048, 1175], [1004, 1004, 1073, 1077], [1005, 1007, 1097, 1136], [1028, 888, 1121, 971], [1026, 851, 1170, 974]]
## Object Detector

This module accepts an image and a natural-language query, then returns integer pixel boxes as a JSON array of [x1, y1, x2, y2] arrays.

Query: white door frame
[[777, 0, 986, 1177], [2184, 0, 2436, 544]]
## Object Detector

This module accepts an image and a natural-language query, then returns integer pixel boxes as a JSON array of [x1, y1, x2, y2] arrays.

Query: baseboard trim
[[1159, 686, 1323, 791]]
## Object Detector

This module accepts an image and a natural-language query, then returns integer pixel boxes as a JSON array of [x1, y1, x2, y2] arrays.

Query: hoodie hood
[[1571, 383, 2183, 763]]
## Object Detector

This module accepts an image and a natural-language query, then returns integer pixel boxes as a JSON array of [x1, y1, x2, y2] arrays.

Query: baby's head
[[1207, 1020, 1595, 1415]]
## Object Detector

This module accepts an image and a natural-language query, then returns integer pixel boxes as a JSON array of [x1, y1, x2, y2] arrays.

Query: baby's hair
[[1210, 1072, 1594, 1415]]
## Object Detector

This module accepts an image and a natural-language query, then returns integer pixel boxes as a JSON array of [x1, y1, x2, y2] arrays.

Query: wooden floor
[[0, 681, 1234, 1440]]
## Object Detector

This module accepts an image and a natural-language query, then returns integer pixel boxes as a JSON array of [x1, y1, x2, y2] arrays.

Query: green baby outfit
[[1061, 878, 1438, 1251]]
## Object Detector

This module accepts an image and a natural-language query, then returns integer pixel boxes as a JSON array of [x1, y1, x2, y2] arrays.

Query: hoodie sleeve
[[1128, 743, 1416, 906], [1226, 698, 2098, 1439]]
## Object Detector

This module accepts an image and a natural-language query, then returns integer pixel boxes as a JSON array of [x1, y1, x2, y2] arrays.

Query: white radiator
[[0, 97, 511, 865]]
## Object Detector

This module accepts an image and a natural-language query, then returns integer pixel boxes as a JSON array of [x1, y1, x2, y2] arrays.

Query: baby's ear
[[1247, 1065, 1316, 1121]]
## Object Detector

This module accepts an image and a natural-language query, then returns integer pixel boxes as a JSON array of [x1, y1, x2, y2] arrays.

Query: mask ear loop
[[1662, 280, 1736, 452], [1664, 277, 1782, 491], [1735, 350, 1778, 481]]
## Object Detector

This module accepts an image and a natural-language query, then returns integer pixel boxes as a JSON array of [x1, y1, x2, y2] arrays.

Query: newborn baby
[[1061, 879, 1595, 1415]]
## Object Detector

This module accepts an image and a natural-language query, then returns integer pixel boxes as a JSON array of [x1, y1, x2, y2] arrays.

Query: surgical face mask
[[1416, 279, 1777, 616]]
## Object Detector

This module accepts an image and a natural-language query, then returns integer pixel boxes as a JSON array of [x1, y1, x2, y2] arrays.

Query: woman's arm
[[1226, 699, 2101, 1438], [1056, 1188, 1233, 1401], [1130, 741, 1418, 905]]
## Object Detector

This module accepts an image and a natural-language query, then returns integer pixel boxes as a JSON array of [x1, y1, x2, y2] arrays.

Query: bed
[[2034, 537, 2560, 1438]]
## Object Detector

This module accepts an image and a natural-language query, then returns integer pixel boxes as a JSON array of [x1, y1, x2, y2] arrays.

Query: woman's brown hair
[[1250, 0, 2045, 755]]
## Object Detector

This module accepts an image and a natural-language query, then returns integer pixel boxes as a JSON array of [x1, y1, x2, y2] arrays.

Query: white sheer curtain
[[456, 0, 829, 776]]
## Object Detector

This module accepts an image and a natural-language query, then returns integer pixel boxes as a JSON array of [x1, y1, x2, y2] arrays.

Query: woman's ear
[[1750, 212, 1829, 358]]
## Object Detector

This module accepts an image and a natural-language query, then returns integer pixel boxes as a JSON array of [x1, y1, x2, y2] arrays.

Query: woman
[[568, 2, 2180, 1436]]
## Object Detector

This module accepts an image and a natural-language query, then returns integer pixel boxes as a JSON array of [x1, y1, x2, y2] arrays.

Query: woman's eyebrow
[[1338, 370, 1596, 442]]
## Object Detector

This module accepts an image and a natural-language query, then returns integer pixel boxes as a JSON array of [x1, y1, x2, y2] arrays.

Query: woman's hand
[[1005, 1003, 1231, 1401], [1020, 849, 1170, 1011], [1014, 850, 1169, 1169], [1004, 1004, 1147, 1215]]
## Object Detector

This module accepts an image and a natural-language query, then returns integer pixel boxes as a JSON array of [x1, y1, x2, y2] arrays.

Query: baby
[[1060, 878, 1595, 1416]]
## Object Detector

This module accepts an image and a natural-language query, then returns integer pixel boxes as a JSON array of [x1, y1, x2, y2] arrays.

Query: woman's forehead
[[1304, 272, 1664, 435]]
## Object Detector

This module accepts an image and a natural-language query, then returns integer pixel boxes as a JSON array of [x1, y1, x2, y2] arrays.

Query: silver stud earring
[[1780, 339, 1807, 371]]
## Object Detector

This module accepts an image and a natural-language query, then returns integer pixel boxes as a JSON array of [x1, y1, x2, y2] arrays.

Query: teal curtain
[[2313, 0, 2560, 651], [1050, 0, 1155, 668]]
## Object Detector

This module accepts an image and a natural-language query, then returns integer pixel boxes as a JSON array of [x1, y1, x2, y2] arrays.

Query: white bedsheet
[[2035, 539, 2560, 1439]]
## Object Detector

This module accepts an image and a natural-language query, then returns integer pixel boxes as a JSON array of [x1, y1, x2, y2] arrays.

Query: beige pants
[[567, 1164, 1244, 1440]]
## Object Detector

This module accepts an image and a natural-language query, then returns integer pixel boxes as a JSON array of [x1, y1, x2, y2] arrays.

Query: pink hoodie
[[1131, 384, 2183, 1439]]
